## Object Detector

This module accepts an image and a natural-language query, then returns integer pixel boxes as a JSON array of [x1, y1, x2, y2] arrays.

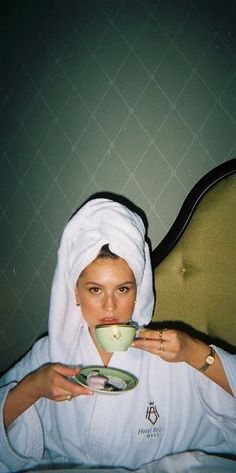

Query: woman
[[0, 197, 235, 472]]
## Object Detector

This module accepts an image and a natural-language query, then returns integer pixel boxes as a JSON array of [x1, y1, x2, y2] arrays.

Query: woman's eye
[[118, 286, 129, 293], [89, 287, 101, 294]]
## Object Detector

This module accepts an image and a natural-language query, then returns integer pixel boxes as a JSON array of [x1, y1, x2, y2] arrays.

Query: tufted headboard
[[151, 158, 236, 353]]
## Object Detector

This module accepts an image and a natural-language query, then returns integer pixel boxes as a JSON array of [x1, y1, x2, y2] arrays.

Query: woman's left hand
[[132, 328, 234, 396], [132, 328, 206, 366]]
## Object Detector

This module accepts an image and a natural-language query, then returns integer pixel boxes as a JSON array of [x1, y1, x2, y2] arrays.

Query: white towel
[[48, 198, 154, 363]]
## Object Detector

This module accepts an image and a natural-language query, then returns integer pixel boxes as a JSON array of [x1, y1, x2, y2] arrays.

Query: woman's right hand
[[30, 363, 93, 401], [4, 364, 93, 429]]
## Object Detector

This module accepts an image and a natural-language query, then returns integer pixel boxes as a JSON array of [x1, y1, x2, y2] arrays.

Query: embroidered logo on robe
[[146, 401, 160, 425]]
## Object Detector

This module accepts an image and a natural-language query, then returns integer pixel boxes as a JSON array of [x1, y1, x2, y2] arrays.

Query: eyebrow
[[84, 281, 135, 286]]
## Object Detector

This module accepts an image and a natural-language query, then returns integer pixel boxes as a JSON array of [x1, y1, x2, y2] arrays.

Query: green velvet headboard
[[151, 159, 236, 352]]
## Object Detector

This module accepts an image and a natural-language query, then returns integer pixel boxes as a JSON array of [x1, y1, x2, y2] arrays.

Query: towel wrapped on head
[[48, 198, 154, 363]]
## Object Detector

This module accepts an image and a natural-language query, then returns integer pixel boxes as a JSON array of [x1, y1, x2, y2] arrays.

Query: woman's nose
[[103, 294, 116, 311]]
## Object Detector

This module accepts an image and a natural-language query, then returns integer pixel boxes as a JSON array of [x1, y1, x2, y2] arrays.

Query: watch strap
[[198, 346, 215, 372]]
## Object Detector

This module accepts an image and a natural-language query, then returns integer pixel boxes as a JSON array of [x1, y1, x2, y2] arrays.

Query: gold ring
[[66, 394, 72, 401], [160, 340, 165, 351]]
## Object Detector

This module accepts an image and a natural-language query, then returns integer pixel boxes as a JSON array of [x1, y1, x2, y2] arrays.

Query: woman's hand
[[132, 328, 233, 396], [4, 364, 93, 429], [132, 328, 209, 366], [30, 363, 93, 402]]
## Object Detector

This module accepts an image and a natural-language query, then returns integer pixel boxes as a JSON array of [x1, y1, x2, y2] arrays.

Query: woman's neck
[[89, 326, 113, 367]]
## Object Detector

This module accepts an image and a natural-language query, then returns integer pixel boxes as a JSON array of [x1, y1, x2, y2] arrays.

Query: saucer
[[74, 366, 138, 394]]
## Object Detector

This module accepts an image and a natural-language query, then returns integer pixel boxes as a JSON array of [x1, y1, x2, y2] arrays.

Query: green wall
[[1, 0, 235, 372]]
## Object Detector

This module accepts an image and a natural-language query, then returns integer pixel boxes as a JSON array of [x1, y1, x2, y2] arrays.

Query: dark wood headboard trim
[[152, 158, 236, 268]]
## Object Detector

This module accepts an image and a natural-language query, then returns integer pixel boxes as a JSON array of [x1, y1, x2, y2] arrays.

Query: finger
[[137, 329, 160, 340], [56, 375, 93, 397], [48, 365, 93, 398], [52, 364, 81, 377], [133, 341, 172, 360], [135, 343, 166, 357], [60, 384, 94, 402], [50, 382, 93, 401], [132, 336, 171, 357], [132, 338, 161, 352]]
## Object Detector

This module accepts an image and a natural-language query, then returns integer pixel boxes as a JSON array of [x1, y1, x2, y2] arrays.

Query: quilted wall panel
[[0, 0, 235, 372]]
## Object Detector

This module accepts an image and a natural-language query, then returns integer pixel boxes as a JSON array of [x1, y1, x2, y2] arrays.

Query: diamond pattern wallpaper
[[1, 0, 235, 373]]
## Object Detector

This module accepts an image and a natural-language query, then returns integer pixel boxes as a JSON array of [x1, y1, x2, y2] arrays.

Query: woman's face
[[75, 257, 137, 328]]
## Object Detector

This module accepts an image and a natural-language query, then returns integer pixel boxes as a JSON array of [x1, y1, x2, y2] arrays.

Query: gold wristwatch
[[198, 346, 215, 372]]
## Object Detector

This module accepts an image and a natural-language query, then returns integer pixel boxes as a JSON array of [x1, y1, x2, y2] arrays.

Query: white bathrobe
[[0, 198, 236, 472]]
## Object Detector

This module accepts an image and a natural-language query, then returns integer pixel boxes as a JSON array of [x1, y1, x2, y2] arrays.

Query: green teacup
[[95, 323, 138, 352]]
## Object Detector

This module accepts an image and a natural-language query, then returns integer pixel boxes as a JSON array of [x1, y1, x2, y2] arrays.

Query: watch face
[[206, 355, 215, 365]]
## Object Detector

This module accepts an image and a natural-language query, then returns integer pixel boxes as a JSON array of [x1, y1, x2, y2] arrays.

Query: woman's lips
[[100, 317, 118, 325]]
